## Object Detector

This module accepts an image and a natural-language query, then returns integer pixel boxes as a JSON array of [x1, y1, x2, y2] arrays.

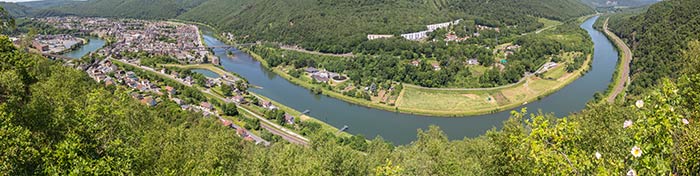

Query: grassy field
[[395, 54, 591, 117], [539, 18, 563, 28]]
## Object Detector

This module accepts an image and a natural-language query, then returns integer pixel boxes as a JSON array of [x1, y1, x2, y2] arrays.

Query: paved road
[[603, 17, 632, 103], [113, 59, 310, 145]]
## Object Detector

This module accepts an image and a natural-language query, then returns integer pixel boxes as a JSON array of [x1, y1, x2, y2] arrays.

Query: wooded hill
[[4, 0, 593, 53], [178, 0, 593, 53], [608, 0, 700, 97]]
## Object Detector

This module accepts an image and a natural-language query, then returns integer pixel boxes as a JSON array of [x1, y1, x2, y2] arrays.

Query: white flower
[[595, 151, 601, 159], [623, 120, 633, 128], [635, 100, 644, 109], [631, 146, 642, 158], [626, 169, 637, 176], [682, 118, 690, 125]]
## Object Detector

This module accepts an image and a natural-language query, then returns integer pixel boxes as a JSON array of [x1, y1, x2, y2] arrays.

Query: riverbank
[[243, 46, 593, 117], [601, 17, 632, 103], [158, 62, 349, 137]]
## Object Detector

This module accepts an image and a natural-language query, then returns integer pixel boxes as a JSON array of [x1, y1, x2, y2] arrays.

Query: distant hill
[[51, 0, 208, 19], [18, 0, 87, 9], [0, 2, 34, 17], [580, 0, 660, 7]]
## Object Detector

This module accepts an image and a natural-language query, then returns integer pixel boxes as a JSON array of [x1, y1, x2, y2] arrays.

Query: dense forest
[[178, 0, 592, 53], [609, 0, 700, 97], [43, 0, 208, 19]]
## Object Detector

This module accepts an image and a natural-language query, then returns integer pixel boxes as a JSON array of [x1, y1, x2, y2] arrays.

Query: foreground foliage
[[1, 32, 700, 174]]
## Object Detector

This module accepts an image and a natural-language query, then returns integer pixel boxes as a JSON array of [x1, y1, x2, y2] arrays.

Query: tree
[[222, 103, 238, 116], [0, 7, 15, 32], [221, 84, 233, 96]]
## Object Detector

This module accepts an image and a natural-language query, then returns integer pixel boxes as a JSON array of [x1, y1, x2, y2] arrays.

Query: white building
[[367, 34, 394, 40], [426, 19, 461, 32], [401, 31, 428, 41]]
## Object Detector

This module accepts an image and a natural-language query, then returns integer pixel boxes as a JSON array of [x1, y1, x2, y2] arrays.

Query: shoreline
[[600, 17, 632, 103]]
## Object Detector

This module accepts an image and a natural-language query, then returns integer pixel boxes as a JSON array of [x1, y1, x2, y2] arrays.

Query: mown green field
[[395, 53, 591, 116]]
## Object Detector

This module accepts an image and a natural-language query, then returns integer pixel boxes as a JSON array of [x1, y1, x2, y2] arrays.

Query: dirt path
[[279, 45, 354, 57], [603, 17, 632, 103]]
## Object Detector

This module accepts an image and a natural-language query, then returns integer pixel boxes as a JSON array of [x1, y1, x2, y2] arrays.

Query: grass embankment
[[250, 93, 352, 138], [244, 46, 593, 117]]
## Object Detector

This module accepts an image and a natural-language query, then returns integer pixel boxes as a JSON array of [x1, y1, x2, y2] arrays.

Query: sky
[[0, 0, 44, 2]]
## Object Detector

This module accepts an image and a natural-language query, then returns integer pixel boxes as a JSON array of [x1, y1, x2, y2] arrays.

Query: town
[[39, 17, 217, 64], [27, 16, 319, 146]]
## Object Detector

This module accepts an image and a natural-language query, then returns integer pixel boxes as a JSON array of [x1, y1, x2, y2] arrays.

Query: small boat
[[302, 109, 310, 114], [338, 125, 349, 132]]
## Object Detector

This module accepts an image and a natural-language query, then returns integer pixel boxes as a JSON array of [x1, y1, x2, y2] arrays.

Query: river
[[72, 16, 616, 145], [201, 16, 617, 145], [62, 37, 106, 59]]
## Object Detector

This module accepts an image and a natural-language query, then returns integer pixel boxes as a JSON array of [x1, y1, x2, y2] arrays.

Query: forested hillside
[[2, 34, 699, 174], [178, 0, 593, 53], [37, 0, 592, 53], [0, 2, 33, 17], [609, 0, 700, 96], [49, 0, 208, 19]]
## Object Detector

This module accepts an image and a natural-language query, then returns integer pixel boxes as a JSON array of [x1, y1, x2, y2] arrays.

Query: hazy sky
[[0, 0, 43, 2]]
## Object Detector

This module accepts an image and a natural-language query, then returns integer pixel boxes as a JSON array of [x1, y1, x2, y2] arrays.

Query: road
[[280, 45, 354, 57], [603, 17, 632, 103], [113, 59, 310, 146]]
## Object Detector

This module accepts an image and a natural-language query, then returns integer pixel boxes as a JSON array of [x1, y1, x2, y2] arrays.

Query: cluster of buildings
[[304, 67, 342, 83], [367, 19, 462, 41], [219, 118, 269, 145], [39, 17, 215, 64], [260, 101, 296, 125], [410, 60, 442, 71], [32, 34, 83, 53], [366, 20, 503, 42], [500, 44, 521, 57], [86, 59, 164, 107]]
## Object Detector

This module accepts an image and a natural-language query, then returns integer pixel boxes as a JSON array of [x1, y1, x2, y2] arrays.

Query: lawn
[[538, 17, 563, 30], [397, 86, 496, 114], [394, 53, 591, 116], [543, 64, 567, 80]]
